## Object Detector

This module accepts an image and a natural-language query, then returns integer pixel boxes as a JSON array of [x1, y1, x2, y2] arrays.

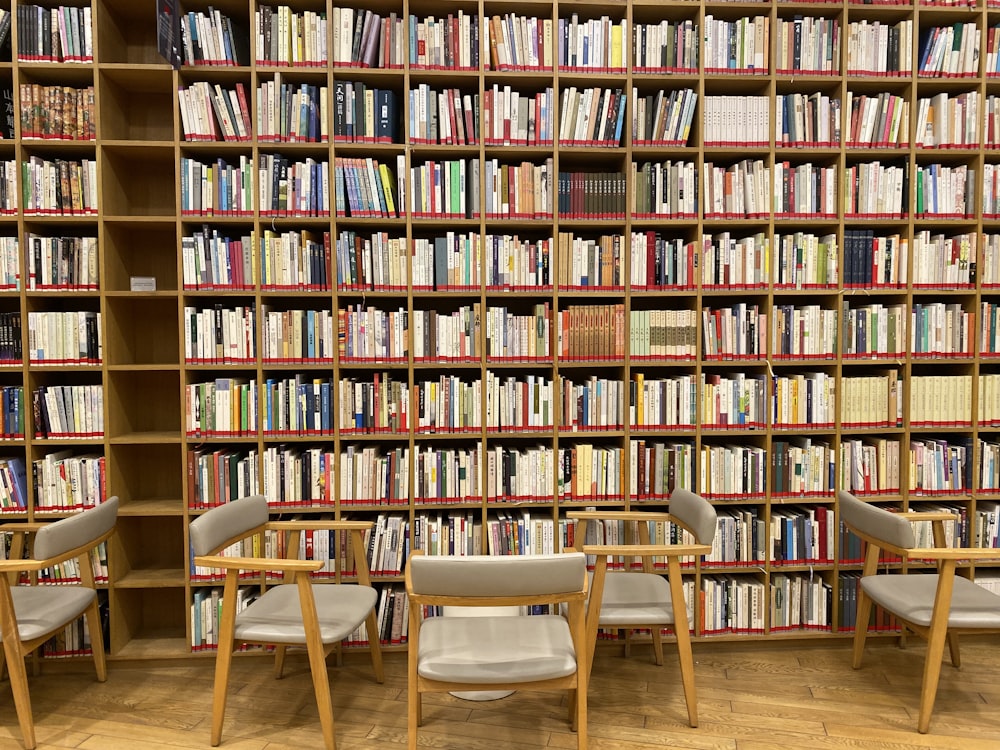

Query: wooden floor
[[3, 636, 1000, 749]]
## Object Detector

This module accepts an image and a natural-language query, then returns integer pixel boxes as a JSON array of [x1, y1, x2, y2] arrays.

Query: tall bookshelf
[[2, 0, 1000, 658]]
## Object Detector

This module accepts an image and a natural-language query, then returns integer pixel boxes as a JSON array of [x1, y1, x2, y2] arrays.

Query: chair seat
[[9, 586, 95, 643], [418, 615, 577, 684], [597, 572, 674, 626], [862, 574, 1000, 629], [235, 583, 378, 645]]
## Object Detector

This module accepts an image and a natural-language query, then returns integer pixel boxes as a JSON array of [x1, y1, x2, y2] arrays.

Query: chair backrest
[[838, 490, 915, 550], [33, 496, 119, 560], [669, 488, 717, 546], [189, 495, 269, 557], [408, 552, 587, 598]]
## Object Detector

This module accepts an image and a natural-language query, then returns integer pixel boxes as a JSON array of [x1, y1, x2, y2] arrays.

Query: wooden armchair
[[405, 551, 589, 750], [569, 487, 717, 727], [189, 495, 384, 750], [0, 497, 118, 749], [839, 489, 1000, 733]]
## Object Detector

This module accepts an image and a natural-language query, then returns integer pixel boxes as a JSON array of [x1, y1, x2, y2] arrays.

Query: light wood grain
[[2, 638, 1000, 748]]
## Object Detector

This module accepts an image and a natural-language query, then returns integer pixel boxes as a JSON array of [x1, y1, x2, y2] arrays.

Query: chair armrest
[[905, 547, 1000, 561], [0, 522, 47, 533], [0, 558, 49, 573], [583, 543, 711, 557], [193, 555, 324, 572], [898, 511, 960, 523], [567, 511, 673, 523], [266, 520, 374, 532]]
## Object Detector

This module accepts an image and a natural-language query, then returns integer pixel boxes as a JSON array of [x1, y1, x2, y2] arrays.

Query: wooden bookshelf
[[4, 0, 1000, 657]]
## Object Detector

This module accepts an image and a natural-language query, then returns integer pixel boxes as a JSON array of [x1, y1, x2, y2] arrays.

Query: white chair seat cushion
[[418, 615, 577, 684], [10, 586, 95, 642], [598, 572, 674, 626], [235, 583, 377, 645], [862, 574, 1000, 629]]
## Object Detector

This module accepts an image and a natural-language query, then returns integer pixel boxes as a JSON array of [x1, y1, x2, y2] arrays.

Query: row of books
[[260, 229, 330, 290], [771, 442, 836, 498], [174, 436, 1000, 510], [701, 373, 768, 429], [254, 5, 327, 66], [332, 81, 395, 143], [180, 8, 248, 66], [259, 154, 329, 217], [483, 85, 553, 146], [702, 303, 766, 360], [180, 156, 253, 216], [631, 308, 697, 360], [0, 457, 27, 510], [482, 304, 550, 361], [633, 19, 697, 72], [177, 81, 249, 141], [910, 375, 973, 427], [33, 384, 103, 439], [910, 439, 972, 495], [183, 304, 256, 365], [258, 77, 325, 142], [172, 367, 1000, 439], [918, 22, 980, 77], [335, 156, 401, 218], [25, 234, 98, 290], [845, 19, 913, 76], [487, 13, 549, 71], [411, 306, 478, 362], [181, 228, 254, 290], [914, 163, 974, 218], [0, 311, 20, 363], [557, 232, 621, 289], [484, 159, 552, 219], [779, 92, 840, 147], [911, 302, 975, 357], [33, 451, 105, 512], [329, 8, 403, 68], [912, 231, 974, 287], [339, 305, 408, 362], [557, 86, 625, 147], [17, 4, 92, 62], [630, 233, 697, 290], [772, 304, 838, 358], [410, 11, 480, 70], [261, 307, 336, 363], [408, 85, 469, 145], [702, 159, 769, 219], [26, 311, 100, 365], [186, 378, 258, 438], [19, 84, 94, 140], [773, 162, 838, 217], [0, 163, 14, 215], [772, 232, 839, 289], [634, 89, 696, 146], [21, 157, 97, 216], [340, 231, 407, 291], [774, 16, 839, 74], [703, 96, 769, 147], [702, 231, 769, 289], [916, 91, 980, 147], [703, 15, 769, 73], [841, 300, 906, 358]]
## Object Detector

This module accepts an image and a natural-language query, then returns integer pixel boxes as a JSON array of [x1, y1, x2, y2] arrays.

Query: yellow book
[[379, 163, 396, 215], [611, 24, 623, 69], [635, 371, 644, 426]]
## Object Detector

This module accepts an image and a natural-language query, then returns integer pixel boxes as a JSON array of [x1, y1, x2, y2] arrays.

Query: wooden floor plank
[[0, 638, 999, 748]]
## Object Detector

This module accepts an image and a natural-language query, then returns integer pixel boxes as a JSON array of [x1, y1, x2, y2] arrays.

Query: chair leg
[[211, 574, 240, 747], [852, 588, 873, 669], [650, 626, 664, 666], [85, 601, 107, 682], [918, 563, 957, 734], [4, 640, 35, 750], [273, 645, 287, 679], [668, 558, 698, 727], [947, 632, 961, 668], [365, 608, 385, 683]]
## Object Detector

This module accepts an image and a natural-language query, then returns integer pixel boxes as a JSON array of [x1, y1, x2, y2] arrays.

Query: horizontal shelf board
[[116, 568, 187, 588], [108, 432, 183, 444], [118, 499, 186, 517]]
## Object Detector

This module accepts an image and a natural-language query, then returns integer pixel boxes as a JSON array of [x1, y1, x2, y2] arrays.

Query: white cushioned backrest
[[34, 496, 118, 560], [409, 552, 586, 597], [838, 490, 915, 550], [189, 495, 269, 556], [669, 487, 717, 545]]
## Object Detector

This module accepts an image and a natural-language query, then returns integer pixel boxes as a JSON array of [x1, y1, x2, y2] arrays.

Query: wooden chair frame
[[193, 519, 384, 750], [0, 513, 116, 750], [570, 510, 711, 727], [405, 550, 589, 750], [846, 505, 1000, 733]]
